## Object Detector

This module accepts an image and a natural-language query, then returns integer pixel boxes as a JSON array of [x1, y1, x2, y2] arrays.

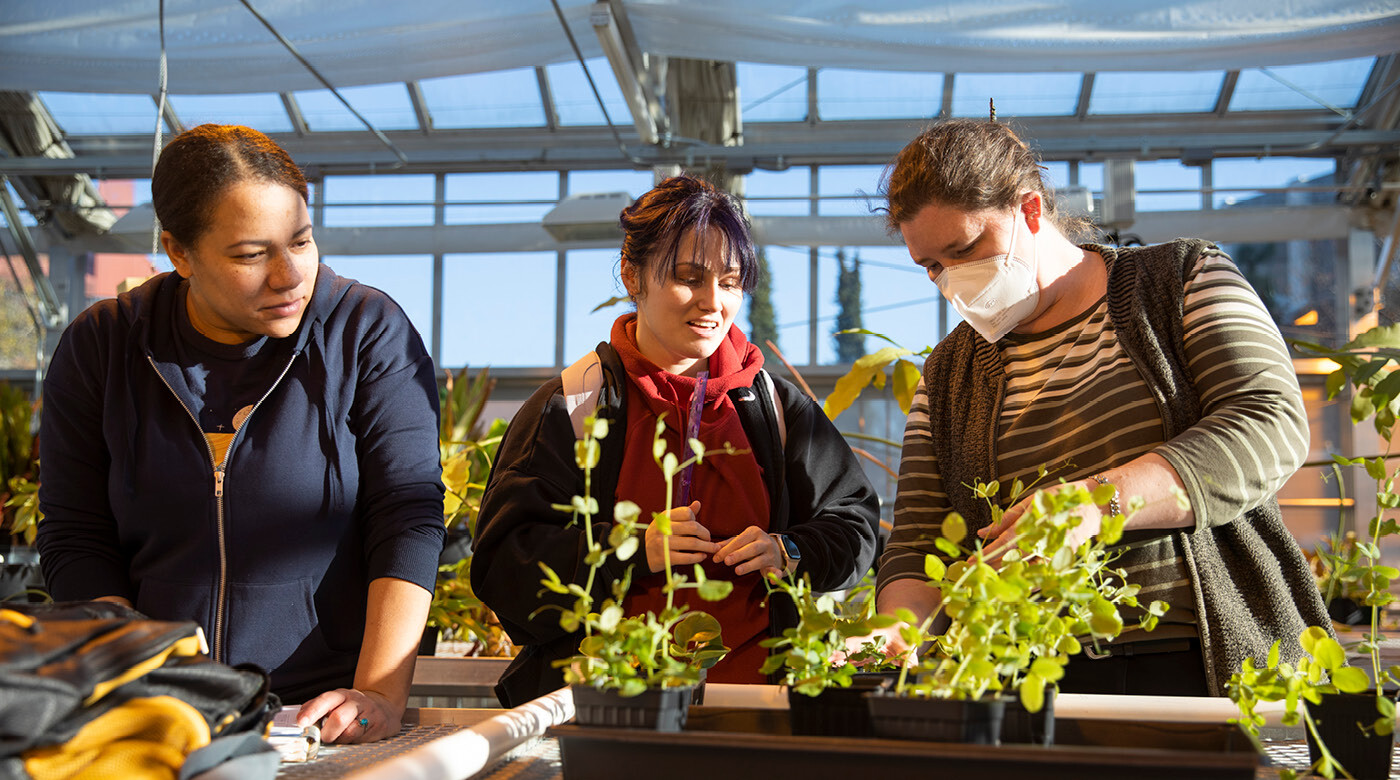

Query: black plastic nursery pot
[[571, 684, 695, 732], [1000, 690, 1055, 747], [1305, 691, 1397, 780], [787, 675, 890, 737], [865, 691, 1007, 744]]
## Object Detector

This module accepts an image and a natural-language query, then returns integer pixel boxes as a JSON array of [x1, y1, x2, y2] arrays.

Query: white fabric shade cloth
[[2, 0, 1398, 95]]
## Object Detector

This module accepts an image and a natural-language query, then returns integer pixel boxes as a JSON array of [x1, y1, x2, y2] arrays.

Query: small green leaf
[[1330, 666, 1369, 693], [942, 513, 967, 544], [1019, 675, 1045, 714], [924, 554, 947, 581], [935, 537, 962, 558], [892, 359, 922, 415], [698, 579, 734, 601], [1312, 637, 1346, 670]]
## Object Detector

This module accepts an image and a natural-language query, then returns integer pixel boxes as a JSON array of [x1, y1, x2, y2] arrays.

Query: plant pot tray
[[549, 706, 1260, 780]]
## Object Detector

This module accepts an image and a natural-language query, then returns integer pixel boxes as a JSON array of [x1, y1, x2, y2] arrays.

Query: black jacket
[[472, 343, 880, 706]]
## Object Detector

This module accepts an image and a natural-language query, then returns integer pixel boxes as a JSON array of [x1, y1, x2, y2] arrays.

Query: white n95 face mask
[[933, 210, 1039, 343]]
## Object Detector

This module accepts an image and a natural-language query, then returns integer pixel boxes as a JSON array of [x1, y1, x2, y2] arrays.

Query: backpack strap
[[561, 350, 604, 439], [754, 369, 786, 449]]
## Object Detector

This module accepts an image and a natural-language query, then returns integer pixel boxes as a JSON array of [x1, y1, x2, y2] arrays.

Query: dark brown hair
[[880, 119, 1090, 239], [152, 124, 308, 246], [619, 175, 758, 294]]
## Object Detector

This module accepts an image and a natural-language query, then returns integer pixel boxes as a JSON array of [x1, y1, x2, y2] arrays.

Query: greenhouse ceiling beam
[[40, 206, 1353, 257], [8, 102, 1399, 178], [590, 0, 664, 145]]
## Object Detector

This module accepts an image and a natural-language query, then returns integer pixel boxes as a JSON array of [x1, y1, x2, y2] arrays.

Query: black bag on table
[[0, 601, 279, 780]]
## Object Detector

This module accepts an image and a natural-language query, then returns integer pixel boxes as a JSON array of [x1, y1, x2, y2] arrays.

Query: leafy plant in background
[[823, 329, 931, 421], [891, 476, 1170, 713], [538, 415, 737, 695], [759, 575, 903, 696], [1234, 323, 1400, 776], [0, 382, 40, 544], [428, 367, 512, 655]]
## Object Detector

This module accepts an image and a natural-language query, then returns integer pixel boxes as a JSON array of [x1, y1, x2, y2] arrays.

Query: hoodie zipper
[[147, 349, 300, 663]]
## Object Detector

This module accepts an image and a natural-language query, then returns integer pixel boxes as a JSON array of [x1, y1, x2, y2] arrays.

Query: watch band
[[1092, 474, 1122, 518]]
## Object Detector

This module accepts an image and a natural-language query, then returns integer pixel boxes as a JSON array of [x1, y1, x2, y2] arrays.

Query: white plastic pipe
[[342, 687, 574, 780]]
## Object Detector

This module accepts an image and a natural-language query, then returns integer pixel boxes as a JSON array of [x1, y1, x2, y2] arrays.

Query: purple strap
[[676, 370, 708, 507]]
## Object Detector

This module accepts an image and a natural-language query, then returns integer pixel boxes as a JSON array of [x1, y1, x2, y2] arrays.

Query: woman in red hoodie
[[473, 175, 881, 706]]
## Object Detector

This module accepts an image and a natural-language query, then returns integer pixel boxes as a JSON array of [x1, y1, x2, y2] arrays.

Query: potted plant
[[1225, 324, 1400, 779], [759, 575, 903, 736], [539, 415, 735, 731], [870, 475, 1170, 746]]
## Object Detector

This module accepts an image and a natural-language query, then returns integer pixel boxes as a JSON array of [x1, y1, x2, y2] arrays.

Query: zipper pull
[[214, 467, 225, 498]]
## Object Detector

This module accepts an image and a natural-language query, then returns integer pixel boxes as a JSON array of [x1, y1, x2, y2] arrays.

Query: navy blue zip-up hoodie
[[37, 265, 446, 704]]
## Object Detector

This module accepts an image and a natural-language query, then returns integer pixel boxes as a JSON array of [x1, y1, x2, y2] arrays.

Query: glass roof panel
[[1211, 157, 1335, 208], [1089, 71, 1225, 115], [737, 63, 808, 123], [545, 57, 628, 127], [1134, 159, 1202, 211], [445, 171, 557, 223], [1229, 56, 1376, 112], [952, 73, 1081, 117], [565, 248, 627, 359], [745, 167, 811, 216], [292, 82, 419, 132], [419, 67, 546, 129], [567, 169, 654, 198], [168, 93, 292, 133], [321, 174, 435, 226], [817, 165, 885, 217], [817, 68, 941, 121], [38, 92, 160, 135]]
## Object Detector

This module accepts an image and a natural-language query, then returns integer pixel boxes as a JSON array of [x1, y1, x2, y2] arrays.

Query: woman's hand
[[296, 687, 400, 744], [977, 479, 1104, 563], [646, 501, 720, 573], [713, 526, 785, 578]]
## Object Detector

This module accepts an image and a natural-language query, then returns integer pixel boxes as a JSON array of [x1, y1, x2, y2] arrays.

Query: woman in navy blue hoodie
[[36, 125, 445, 744]]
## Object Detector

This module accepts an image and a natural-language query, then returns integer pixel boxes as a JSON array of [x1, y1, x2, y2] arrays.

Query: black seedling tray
[[549, 705, 1260, 780]]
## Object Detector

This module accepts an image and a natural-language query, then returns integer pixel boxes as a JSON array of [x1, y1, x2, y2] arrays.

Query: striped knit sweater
[[877, 238, 1331, 695]]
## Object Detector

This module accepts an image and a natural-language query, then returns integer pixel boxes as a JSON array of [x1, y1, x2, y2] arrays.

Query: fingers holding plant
[[714, 526, 784, 578], [646, 500, 718, 573]]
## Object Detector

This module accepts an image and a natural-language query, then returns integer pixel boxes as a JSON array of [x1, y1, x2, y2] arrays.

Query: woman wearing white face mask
[[871, 119, 1328, 698]]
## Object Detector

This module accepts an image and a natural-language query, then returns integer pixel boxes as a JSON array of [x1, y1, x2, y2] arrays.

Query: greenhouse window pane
[[442, 252, 556, 367], [816, 246, 940, 365], [745, 167, 811, 216], [564, 249, 627, 359], [168, 93, 292, 133], [1135, 159, 1202, 211], [3, 181, 37, 227], [420, 67, 545, 129], [952, 73, 1081, 117], [1089, 71, 1224, 115], [322, 174, 435, 227], [39, 92, 160, 135], [1212, 157, 1335, 208], [1230, 56, 1375, 112], [567, 169, 654, 198], [1042, 161, 1071, 191], [546, 58, 628, 127], [737, 63, 808, 123], [322, 255, 434, 342], [764, 244, 814, 365], [293, 83, 418, 132], [818, 165, 885, 217], [818, 68, 941, 121], [446, 171, 557, 224]]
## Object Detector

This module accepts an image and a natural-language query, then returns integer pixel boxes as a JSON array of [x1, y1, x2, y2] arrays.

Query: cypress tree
[[834, 248, 865, 363]]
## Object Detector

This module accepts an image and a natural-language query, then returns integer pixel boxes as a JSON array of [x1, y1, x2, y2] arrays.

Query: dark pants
[[1058, 638, 1210, 697]]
